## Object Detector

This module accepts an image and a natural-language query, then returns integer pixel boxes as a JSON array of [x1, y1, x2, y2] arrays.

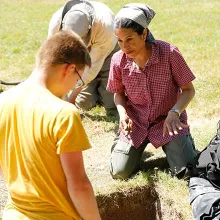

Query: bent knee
[[75, 95, 96, 111], [110, 162, 134, 180]]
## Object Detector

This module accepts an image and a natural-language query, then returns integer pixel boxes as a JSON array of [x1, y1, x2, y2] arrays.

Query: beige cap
[[61, 0, 95, 45]]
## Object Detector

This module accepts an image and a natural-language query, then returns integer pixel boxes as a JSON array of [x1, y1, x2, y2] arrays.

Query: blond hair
[[36, 30, 91, 69]]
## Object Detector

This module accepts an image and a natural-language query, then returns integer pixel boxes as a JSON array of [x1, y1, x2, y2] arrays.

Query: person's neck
[[27, 67, 63, 98], [27, 68, 47, 87], [134, 44, 152, 69]]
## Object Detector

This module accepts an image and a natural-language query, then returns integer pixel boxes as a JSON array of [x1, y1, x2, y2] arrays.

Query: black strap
[[59, 0, 78, 31], [0, 80, 22, 86]]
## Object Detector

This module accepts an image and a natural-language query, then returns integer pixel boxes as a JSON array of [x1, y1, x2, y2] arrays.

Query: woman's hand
[[163, 82, 195, 136], [163, 111, 189, 136], [119, 113, 133, 136], [114, 92, 133, 136]]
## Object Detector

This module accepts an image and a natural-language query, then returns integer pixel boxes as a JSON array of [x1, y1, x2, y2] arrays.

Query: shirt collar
[[146, 41, 159, 66]]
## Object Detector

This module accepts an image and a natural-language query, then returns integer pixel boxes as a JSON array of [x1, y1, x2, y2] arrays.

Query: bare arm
[[115, 92, 133, 135], [171, 82, 195, 114], [67, 87, 83, 104], [163, 81, 195, 136], [114, 92, 127, 115], [60, 151, 101, 220]]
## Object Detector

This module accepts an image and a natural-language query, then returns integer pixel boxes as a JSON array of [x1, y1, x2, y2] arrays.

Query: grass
[[0, 0, 220, 219]]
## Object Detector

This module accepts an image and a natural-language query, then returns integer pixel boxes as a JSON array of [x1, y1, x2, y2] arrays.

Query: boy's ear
[[64, 63, 76, 76], [67, 63, 76, 73]]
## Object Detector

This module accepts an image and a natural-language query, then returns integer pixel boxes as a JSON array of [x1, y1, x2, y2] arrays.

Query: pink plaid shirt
[[107, 40, 196, 148]]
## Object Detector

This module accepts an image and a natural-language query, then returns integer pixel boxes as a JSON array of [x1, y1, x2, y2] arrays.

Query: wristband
[[169, 108, 180, 116]]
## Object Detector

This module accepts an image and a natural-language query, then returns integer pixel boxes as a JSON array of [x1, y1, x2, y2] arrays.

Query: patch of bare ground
[[155, 185, 185, 220], [97, 184, 159, 220]]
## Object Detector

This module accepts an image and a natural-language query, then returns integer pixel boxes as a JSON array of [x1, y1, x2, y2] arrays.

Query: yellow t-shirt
[[0, 83, 91, 220]]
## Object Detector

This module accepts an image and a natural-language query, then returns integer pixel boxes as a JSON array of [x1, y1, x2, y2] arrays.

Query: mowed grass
[[0, 0, 220, 219]]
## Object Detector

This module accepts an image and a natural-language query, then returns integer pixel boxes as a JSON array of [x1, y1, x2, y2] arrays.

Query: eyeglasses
[[74, 68, 85, 88], [60, 62, 85, 88]]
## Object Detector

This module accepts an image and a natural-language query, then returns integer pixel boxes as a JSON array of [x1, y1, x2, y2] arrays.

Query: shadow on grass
[[140, 152, 170, 177], [81, 110, 119, 134], [81, 111, 119, 123]]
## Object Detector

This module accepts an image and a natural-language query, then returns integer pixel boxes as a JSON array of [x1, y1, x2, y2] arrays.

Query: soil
[[97, 183, 160, 220]]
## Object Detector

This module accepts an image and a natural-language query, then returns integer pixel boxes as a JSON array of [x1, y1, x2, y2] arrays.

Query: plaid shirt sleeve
[[170, 46, 196, 86], [106, 52, 125, 93]]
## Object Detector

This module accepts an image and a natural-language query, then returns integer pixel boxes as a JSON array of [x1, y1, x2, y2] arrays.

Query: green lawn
[[0, 0, 220, 219]]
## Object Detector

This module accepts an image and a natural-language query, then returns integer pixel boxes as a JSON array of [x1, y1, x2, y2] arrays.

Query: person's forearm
[[114, 93, 127, 116], [67, 176, 101, 220], [67, 87, 83, 104], [171, 87, 195, 114]]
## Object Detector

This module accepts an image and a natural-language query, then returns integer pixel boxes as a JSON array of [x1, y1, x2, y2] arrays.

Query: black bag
[[189, 120, 220, 220], [193, 120, 220, 188], [189, 177, 220, 220], [176, 120, 220, 181]]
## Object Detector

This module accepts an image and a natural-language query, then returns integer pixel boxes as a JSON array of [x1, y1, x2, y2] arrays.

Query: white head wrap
[[115, 3, 156, 42], [115, 3, 155, 28]]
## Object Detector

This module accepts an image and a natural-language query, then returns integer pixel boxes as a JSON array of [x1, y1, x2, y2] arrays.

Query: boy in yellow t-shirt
[[0, 30, 101, 220]]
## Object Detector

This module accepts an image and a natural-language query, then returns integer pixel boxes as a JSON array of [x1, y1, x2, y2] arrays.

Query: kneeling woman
[[107, 3, 197, 179]]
